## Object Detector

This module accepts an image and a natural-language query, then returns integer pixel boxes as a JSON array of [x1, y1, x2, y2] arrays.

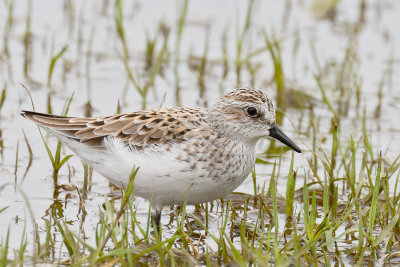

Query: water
[[0, 0, 399, 263]]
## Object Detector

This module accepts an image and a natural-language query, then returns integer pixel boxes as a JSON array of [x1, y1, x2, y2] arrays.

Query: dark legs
[[152, 210, 161, 228], [151, 204, 164, 229]]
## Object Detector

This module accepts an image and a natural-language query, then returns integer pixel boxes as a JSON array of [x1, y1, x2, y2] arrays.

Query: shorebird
[[21, 88, 301, 226]]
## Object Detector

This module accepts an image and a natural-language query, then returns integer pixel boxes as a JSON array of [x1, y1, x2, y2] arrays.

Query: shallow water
[[1, 0, 400, 263]]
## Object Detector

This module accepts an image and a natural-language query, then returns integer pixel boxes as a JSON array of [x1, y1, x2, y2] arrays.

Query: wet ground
[[1, 0, 400, 265]]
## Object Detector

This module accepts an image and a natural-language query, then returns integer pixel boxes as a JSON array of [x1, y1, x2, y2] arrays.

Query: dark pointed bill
[[269, 122, 301, 153]]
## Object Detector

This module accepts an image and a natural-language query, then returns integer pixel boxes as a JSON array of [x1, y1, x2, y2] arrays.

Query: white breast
[[58, 135, 256, 206]]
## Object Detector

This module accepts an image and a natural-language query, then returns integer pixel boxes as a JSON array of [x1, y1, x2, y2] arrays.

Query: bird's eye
[[245, 107, 258, 117]]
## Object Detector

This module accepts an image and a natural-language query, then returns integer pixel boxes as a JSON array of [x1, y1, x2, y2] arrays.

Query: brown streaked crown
[[223, 88, 274, 112]]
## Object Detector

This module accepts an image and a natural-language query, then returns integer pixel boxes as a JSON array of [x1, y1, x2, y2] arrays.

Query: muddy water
[[0, 0, 399, 257]]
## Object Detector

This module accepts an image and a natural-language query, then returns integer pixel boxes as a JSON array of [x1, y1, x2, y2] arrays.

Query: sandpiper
[[21, 88, 301, 226]]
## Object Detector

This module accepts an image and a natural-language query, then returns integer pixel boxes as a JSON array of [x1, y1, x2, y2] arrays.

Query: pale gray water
[[0, 0, 399, 260]]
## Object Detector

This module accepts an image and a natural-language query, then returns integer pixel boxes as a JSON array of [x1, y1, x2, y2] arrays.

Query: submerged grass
[[1, 0, 400, 266], [0, 84, 6, 115], [115, 0, 169, 109], [235, 0, 254, 87], [264, 31, 285, 124], [47, 44, 68, 89], [174, 0, 189, 106]]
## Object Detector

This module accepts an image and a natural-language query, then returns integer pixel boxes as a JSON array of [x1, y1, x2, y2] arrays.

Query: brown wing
[[21, 108, 207, 148]]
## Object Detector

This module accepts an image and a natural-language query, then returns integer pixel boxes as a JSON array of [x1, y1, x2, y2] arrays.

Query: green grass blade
[[285, 152, 296, 216], [369, 156, 381, 238], [47, 45, 68, 86], [374, 212, 399, 246]]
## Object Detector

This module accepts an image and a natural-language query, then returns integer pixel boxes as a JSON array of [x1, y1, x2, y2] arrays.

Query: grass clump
[[1, 0, 400, 266]]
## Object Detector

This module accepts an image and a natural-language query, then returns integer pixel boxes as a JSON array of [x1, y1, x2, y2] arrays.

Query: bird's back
[[21, 107, 209, 149]]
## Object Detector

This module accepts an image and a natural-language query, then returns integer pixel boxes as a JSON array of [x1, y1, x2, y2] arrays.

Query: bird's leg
[[151, 204, 164, 229]]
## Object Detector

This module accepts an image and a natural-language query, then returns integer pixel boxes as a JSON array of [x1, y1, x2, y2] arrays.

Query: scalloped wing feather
[[21, 108, 208, 148]]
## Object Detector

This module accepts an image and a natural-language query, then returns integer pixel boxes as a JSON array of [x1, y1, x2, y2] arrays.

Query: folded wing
[[20, 108, 207, 149]]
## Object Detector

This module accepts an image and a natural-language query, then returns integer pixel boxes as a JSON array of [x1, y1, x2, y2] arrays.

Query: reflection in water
[[0, 0, 399, 265]]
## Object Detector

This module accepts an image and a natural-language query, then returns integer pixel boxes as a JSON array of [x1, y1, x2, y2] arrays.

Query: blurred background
[[0, 0, 399, 264]]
